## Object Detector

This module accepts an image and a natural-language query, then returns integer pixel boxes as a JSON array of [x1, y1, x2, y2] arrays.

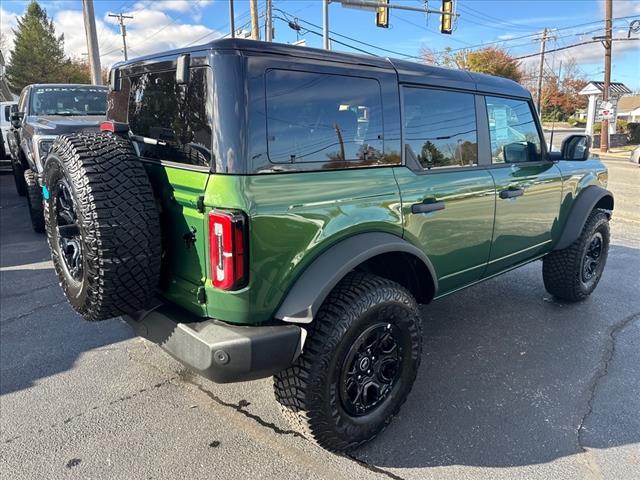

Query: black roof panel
[[118, 38, 531, 98]]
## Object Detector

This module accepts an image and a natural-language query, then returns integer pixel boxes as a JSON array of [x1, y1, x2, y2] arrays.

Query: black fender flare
[[553, 185, 614, 251], [274, 232, 437, 324]]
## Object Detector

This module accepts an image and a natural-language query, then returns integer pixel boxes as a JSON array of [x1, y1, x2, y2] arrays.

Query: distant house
[[617, 95, 640, 123]]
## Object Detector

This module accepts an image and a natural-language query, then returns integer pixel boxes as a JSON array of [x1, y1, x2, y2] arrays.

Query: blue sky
[[1, 0, 639, 90]]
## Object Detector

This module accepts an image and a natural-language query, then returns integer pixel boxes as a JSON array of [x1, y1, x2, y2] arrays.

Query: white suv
[[0, 101, 18, 169]]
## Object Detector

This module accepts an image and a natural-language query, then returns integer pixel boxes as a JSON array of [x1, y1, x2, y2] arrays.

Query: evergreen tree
[[6, 0, 66, 92]]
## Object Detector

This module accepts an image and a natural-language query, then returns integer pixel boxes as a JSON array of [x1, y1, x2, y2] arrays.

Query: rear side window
[[403, 87, 478, 169], [265, 70, 384, 165], [485, 96, 541, 163], [127, 67, 212, 167]]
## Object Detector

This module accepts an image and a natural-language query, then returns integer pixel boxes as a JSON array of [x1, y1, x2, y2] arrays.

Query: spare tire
[[43, 133, 162, 321]]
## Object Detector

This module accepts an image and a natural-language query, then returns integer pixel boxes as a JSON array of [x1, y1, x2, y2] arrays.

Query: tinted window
[[485, 97, 541, 163], [403, 88, 478, 169], [265, 70, 384, 165], [127, 67, 212, 167], [4, 106, 11, 122], [29, 86, 106, 116]]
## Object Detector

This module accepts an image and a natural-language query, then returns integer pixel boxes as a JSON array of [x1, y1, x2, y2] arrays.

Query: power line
[[431, 14, 640, 55], [513, 37, 638, 60], [275, 9, 421, 59]]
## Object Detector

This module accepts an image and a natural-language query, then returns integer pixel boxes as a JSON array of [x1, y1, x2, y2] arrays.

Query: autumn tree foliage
[[540, 61, 589, 121], [421, 46, 523, 83]]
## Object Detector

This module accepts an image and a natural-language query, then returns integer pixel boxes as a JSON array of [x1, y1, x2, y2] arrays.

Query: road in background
[[1, 160, 639, 480]]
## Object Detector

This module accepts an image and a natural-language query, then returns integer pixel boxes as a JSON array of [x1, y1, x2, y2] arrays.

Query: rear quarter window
[[265, 69, 385, 167], [125, 67, 213, 167]]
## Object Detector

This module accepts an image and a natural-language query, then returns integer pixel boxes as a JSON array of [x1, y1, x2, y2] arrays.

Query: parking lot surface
[[1, 160, 638, 480]]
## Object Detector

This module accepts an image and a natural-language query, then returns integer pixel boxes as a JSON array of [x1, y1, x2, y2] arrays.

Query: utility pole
[[109, 12, 133, 61], [265, 0, 273, 41], [600, 0, 612, 153], [323, 0, 330, 50], [229, 0, 235, 38], [535, 28, 548, 115], [82, 0, 102, 85], [250, 0, 260, 40]]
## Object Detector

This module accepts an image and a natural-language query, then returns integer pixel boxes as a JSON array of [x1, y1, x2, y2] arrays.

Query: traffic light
[[376, 0, 389, 28], [440, 0, 453, 34]]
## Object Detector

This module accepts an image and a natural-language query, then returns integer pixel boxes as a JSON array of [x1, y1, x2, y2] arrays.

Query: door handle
[[411, 201, 445, 214], [499, 188, 524, 199]]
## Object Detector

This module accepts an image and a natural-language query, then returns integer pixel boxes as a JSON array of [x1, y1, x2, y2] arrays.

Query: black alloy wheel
[[581, 232, 603, 283], [340, 323, 403, 417], [52, 178, 84, 284]]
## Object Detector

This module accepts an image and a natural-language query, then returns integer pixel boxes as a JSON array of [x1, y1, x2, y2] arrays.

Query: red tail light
[[209, 210, 248, 290]]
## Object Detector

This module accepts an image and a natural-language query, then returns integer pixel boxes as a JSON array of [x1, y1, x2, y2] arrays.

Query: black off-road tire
[[543, 209, 610, 302], [24, 169, 45, 233], [43, 132, 162, 321], [11, 157, 27, 196], [274, 272, 422, 452]]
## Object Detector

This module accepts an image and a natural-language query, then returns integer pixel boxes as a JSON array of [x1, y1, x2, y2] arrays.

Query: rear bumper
[[123, 304, 304, 383]]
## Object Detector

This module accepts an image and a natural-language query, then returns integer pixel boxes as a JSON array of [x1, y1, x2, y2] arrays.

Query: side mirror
[[10, 111, 24, 128], [561, 134, 591, 161]]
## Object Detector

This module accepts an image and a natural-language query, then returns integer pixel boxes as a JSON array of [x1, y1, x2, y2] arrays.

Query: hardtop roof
[[28, 84, 108, 89], [117, 38, 530, 99]]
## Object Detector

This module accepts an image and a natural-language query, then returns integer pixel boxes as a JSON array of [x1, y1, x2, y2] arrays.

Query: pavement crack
[[576, 311, 640, 452], [0, 301, 67, 327], [184, 377, 303, 438], [342, 454, 407, 480], [1, 284, 57, 300], [179, 371, 406, 480], [1, 376, 177, 444]]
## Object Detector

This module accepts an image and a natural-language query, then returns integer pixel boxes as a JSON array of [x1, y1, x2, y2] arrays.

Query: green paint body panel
[[145, 157, 608, 326], [484, 162, 563, 276], [392, 167, 495, 295], [143, 163, 210, 316], [203, 168, 402, 324]]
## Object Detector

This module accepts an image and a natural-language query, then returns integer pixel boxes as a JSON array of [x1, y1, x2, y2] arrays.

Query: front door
[[397, 87, 496, 295], [483, 96, 563, 276]]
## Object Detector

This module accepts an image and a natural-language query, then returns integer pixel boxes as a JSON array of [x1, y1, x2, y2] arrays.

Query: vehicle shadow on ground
[[355, 244, 640, 468], [0, 174, 133, 395]]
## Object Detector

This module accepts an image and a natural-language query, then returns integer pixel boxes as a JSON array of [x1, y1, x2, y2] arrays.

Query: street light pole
[[323, 0, 330, 50], [600, 0, 612, 153], [82, 0, 102, 85], [265, 0, 273, 42], [250, 0, 260, 40], [108, 12, 133, 61], [535, 28, 548, 115], [229, 0, 235, 38]]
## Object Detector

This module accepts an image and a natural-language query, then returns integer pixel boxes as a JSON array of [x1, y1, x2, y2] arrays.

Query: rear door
[[483, 96, 563, 276], [111, 63, 214, 315], [396, 87, 496, 295]]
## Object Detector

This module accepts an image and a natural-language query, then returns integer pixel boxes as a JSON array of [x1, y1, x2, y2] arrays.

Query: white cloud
[[51, 7, 221, 67], [2, 3, 220, 68], [0, 7, 19, 57], [608, 0, 640, 17], [131, 0, 212, 17]]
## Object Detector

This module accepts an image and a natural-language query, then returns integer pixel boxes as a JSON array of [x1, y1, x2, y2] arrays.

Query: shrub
[[626, 122, 640, 144]]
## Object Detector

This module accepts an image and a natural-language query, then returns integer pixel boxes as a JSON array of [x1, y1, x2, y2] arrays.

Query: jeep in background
[[0, 100, 18, 171], [9, 84, 107, 232], [43, 39, 613, 452]]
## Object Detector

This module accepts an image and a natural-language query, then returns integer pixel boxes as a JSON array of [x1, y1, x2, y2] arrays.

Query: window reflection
[[403, 88, 478, 169], [127, 68, 212, 167], [265, 70, 384, 165], [486, 96, 541, 163]]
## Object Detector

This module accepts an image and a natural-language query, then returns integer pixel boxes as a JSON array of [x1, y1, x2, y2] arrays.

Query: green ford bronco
[[44, 39, 613, 452]]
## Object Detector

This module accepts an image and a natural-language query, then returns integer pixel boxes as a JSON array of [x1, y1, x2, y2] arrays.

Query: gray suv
[[9, 84, 107, 231]]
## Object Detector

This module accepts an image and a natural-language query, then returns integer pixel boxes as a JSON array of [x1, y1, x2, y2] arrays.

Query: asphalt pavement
[[1, 161, 639, 480]]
